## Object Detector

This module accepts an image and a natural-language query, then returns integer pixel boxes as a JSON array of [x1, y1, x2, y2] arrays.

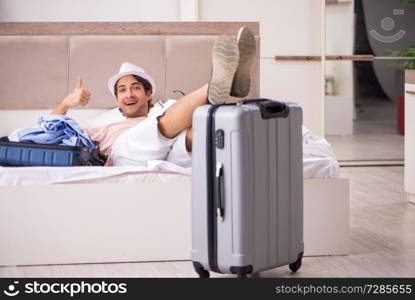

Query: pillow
[[148, 99, 177, 116]]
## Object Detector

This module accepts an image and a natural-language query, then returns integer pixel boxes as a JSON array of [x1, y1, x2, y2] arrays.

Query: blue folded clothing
[[16, 115, 94, 148]]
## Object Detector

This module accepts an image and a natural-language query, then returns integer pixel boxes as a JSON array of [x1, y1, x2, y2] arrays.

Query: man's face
[[115, 75, 152, 118]]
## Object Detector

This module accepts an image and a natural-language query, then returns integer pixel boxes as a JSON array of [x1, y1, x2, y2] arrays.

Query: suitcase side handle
[[241, 98, 289, 119], [215, 162, 225, 221]]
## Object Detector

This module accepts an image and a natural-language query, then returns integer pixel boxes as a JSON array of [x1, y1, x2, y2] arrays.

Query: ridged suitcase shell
[[191, 99, 304, 277]]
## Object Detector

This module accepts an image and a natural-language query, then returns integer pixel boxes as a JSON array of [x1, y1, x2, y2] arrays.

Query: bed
[[0, 22, 350, 266]]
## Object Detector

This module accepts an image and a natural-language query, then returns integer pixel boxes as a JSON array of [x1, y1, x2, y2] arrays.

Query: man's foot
[[207, 36, 239, 105], [230, 27, 256, 98]]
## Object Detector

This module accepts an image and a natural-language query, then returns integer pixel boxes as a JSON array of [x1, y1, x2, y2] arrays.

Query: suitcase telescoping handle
[[241, 98, 289, 119], [215, 162, 225, 221]]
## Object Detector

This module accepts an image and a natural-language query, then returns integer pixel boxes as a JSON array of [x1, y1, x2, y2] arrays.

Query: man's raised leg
[[157, 27, 256, 154], [158, 35, 240, 139], [158, 84, 208, 139]]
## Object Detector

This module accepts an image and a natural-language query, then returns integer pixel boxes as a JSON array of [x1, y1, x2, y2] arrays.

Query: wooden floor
[[326, 97, 404, 162], [326, 134, 404, 162], [1, 166, 414, 278]]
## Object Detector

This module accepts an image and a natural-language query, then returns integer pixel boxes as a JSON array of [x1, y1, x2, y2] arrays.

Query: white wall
[[199, 0, 325, 136], [0, 0, 348, 136], [324, 1, 355, 135], [0, 0, 180, 22], [326, 2, 354, 98]]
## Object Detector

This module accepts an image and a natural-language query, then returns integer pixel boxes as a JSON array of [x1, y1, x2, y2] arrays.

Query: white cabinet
[[261, 59, 323, 134], [325, 96, 354, 135], [405, 70, 415, 204]]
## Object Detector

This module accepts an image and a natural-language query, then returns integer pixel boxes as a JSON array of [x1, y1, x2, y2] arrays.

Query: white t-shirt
[[89, 100, 191, 168]]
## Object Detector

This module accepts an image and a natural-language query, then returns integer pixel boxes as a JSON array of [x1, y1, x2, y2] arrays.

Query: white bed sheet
[[302, 126, 339, 179], [0, 160, 190, 186], [0, 157, 337, 186], [0, 125, 338, 186]]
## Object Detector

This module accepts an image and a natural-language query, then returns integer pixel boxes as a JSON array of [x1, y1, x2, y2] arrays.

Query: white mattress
[[0, 161, 189, 186], [0, 125, 338, 186], [0, 157, 337, 186]]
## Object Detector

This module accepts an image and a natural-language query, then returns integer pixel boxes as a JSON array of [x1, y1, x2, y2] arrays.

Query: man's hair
[[114, 74, 153, 97], [115, 74, 154, 114]]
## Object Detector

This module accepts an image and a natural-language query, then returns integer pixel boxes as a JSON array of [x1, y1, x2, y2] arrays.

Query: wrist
[[59, 101, 71, 113], [52, 100, 70, 115]]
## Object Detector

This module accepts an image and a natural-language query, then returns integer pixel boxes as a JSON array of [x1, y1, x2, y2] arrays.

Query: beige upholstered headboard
[[0, 22, 260, 110]]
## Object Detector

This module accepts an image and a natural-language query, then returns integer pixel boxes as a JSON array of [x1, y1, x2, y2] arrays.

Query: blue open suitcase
[[0, 137, 106, 167]]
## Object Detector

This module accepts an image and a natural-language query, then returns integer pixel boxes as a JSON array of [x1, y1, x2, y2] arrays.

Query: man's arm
[[158, 84, 207, 139], [52, 77, 91, 115]]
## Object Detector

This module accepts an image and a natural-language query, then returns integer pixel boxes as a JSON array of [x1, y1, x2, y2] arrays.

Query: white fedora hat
[[108, 62, 156, 97]]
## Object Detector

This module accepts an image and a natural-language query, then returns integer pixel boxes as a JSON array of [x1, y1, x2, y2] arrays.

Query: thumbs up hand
[[62, 77, 92, 108]]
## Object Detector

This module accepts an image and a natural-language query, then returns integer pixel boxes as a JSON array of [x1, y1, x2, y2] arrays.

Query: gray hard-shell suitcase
[[191, 99, 304, 278]]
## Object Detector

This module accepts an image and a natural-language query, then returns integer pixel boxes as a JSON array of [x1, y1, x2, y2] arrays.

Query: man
[[52, 27, 256, 167]]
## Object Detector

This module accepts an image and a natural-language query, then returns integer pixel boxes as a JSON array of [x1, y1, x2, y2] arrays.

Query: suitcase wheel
[[193, 261, 210, 278], [230, 265, 253, 278], [289, 251, 304, 273]]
